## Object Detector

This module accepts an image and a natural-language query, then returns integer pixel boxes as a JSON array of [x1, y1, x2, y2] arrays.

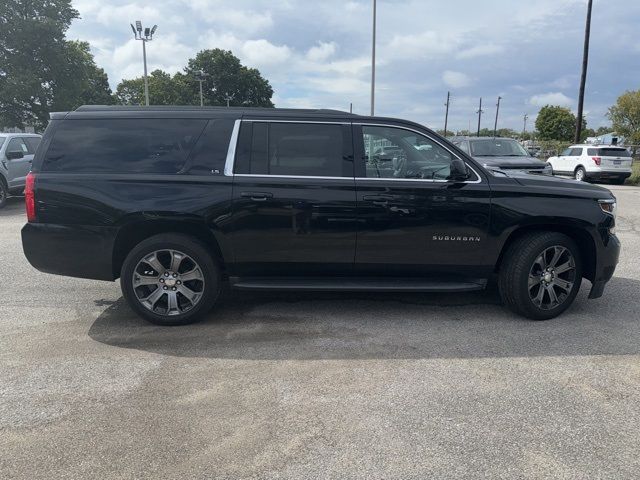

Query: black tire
[[0, 178, 7, 209], [574, 166, 587, 182], [120, 233, 221, 326], [499, 232, 582, 320]]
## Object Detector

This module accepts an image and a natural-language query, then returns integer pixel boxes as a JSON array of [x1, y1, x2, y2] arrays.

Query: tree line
[[0, 0, 274, 131]]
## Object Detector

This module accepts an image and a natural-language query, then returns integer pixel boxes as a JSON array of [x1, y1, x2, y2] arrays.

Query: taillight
[[25, 172, 36, 222], [592, 156, 601, 166]]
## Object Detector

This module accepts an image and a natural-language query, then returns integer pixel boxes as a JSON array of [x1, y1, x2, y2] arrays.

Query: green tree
[[0, 0, 112, 130], [115, 70, 188, 105], [184, 49, 274, 107], [595, 126, 611, 136], [607, 90, 640, 144], [535, 105, 585, 141]]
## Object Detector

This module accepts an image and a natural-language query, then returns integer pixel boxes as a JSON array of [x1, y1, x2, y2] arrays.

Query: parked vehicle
[[450, 136, 552, 175], [0, 133, 41, 208], [546, 145, 633, 184], [22, 106, 620, 325]]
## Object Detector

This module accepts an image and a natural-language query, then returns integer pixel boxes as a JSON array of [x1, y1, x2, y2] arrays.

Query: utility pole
[[575, 0, 593, 143], [444, 91, 450, 137], [130, 21, 157, 106], [350, 102, 353, 113], [493, 96, 502, 137], [370, 0, 376, 116], [476, 97, 484, 137], [194, 70, 209, 107], [523, 114, 529, 137]]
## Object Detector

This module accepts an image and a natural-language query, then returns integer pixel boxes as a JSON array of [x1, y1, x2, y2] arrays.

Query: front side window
[[43, 119, 207, 174], [560, 148, 572, 156], [362, 126, 455, 180], [235, 122, 349, 177]]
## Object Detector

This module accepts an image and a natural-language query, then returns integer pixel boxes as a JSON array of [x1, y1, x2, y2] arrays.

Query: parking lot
[[1, 185, 639, 479]]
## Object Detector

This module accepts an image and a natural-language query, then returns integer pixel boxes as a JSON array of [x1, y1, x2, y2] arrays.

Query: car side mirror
[[449, 158, 469, 182], [6, 150, 24, 160]]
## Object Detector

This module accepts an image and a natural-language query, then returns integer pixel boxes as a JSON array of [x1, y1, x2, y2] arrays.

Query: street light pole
[[444, 91, 450, 137], [476, 97, 483, 137], [493, 96, 502, 137], [370, 0, 376, 116], [131, 21, 157, 106], [523, 114, 529, 137], [575, 0, 593, 143], [194, 70, 209, 107]]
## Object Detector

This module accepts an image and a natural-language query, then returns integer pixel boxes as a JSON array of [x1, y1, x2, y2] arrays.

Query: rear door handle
[[363, 194, 393, 207], [240, 191, 273, 202]]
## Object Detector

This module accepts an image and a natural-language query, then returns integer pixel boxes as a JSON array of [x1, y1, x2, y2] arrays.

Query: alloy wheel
[[132, 249, 205, 316], [528, 245, 576, 311]]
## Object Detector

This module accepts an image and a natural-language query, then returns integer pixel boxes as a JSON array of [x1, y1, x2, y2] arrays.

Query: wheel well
[[575, 165, 586, 172], [112, 220, 225, 279], [495, 225, 596, 281]]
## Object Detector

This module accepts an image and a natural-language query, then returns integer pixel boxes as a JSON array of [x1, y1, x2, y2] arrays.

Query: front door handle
[[363, 194, 394, 207], [240, 191, 273, 202]]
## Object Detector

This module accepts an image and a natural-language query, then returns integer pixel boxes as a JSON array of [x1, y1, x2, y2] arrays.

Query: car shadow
[[88, 277, 640, 360], [0, 196, 25, 216]]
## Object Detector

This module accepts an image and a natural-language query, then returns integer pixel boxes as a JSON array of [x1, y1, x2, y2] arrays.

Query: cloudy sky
[[67, 0, 640, 131]]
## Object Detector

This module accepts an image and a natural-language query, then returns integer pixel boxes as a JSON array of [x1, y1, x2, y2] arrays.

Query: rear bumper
[[586, 171, 631, 181], [588, 232, 620, 299], [22, 223, 116, 281]]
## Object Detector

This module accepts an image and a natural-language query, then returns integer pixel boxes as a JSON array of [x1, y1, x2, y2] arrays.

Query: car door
[[353, 123, 492, 279], [5, 137, 32, 189], [228, 119, 357, 277], [554, 147, 572, 174], [568, 147, 584, 172]]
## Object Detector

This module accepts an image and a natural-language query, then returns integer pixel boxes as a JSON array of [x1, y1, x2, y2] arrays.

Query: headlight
[[598, 199, 617, 217]]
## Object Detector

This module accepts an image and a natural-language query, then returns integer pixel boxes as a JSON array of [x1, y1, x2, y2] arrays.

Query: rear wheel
[[499, 232, 582, 320], [120, 233, 221, 326], [574, 166, 587, 182], [0, 179, 7, 209]]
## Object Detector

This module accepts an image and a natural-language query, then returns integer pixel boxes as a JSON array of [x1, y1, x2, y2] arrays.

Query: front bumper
[[22, 223, 116, 281], [588, 232, 620, 299]]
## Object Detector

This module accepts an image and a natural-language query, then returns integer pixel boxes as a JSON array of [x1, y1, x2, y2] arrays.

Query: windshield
[[470, 139, 529, 157]]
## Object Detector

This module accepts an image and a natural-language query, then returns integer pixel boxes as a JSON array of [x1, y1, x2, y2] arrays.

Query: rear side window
[[587, 148, 598, 156], [235, 122, 350, 177], [598, 148, 630, 157], [43, 119, 207, 174], [24, 137, 41, 154], [181, 119, 235, 175]]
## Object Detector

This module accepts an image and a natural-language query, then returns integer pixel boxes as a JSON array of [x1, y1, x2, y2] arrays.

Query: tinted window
[[24, 137, 41, 154], [587, 148, 598, 156], [236, 122, 349, 177], [7, 138, 28, 154], [43, 119, 207, 174], [362, 126, 455, 180], [570, 148, 583, 156], [182, 119, 234, 175], [599, 148, 631, 157]]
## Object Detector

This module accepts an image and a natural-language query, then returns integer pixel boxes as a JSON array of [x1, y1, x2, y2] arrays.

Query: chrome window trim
[[354, 122, 483, 184], [242, 119, 350, 125], [234, 173, 352, 180], [223, 119, 241, 177]]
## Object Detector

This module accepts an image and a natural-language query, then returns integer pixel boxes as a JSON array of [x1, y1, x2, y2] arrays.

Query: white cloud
[[529, 92, 573, 107], [306, 42, 337, 62], [241, 39, 291, 66], [442, 70, 472, 88], [456, 43, 505, 59]]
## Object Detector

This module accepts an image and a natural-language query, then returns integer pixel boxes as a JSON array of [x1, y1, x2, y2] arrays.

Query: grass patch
[[627, 161, 640, 185]]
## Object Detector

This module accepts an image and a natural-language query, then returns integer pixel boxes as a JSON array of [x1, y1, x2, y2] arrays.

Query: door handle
[[363, 194, 393, 207], [240, 191, 273, 202]]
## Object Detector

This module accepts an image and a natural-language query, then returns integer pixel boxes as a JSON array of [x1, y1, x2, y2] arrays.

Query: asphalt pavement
[[1, 185, 639, 479]]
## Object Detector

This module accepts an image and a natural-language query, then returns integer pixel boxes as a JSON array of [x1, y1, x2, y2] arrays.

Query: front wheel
[[499, 232, 582, 320], [120, 233, 221, 326]]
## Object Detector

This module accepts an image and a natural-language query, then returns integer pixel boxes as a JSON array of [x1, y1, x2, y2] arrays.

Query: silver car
[[0, 133, 41, 208]]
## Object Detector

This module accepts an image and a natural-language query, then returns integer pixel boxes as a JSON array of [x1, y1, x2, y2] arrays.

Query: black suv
[[22, 106, 620, 325]]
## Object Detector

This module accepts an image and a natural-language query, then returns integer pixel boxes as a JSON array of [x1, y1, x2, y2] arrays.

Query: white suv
[[547, 144, 633, 184], [0, 133, 41, 208]]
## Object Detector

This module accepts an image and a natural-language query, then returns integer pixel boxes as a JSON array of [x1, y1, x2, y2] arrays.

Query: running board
[[229, 277, 487, 293]]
